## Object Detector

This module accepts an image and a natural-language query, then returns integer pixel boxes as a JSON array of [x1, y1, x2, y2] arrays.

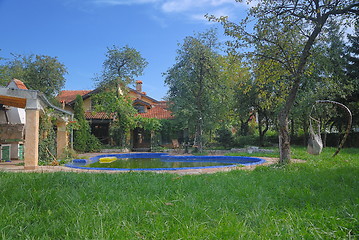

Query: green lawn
[[0, 147, 358, 239]]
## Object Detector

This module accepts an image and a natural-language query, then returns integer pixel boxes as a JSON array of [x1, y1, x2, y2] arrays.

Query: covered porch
[[0, 84, 73, 170]]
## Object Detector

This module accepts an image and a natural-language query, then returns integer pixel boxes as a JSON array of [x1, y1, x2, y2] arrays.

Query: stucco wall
[[7, 107, 26, 124], [128, 91, 157, 105], [83, 98, 92, 111], [0, 107, 25, 124]]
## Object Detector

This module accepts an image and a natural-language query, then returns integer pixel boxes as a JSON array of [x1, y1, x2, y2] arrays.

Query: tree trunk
[[240, 120, 249, 136], [322, 131, 327, 148], [240, 113, 255, 136], [278, 16, 327, 164], [194, 116, 204, 153], [278, 111, 291, 164], [290, 118, 295, 139], [303, 118, 308, 146], [258, 110, 269, 147], [258, 117, 264, 146]]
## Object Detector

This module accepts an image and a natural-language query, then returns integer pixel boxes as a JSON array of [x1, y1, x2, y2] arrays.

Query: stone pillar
[[24, 109, 40, 170], [56, 121, 68, 157]]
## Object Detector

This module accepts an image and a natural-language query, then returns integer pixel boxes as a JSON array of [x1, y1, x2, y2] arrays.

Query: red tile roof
[[13, 79, 28, 90], [56, 88, 173, 120], [138, 103, 173, 119], [57, 90, 92, 104], [133, 98, 152, 107], [85, 111, 114, 120], [129, 88, 158, 104], [84, 106, 173, 120]]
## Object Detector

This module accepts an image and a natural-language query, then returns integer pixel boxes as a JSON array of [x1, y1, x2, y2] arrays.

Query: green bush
[[57, 147, 77, 165], [234, 135, 258, 147], [214, 127, 234, 148], [73, 95, 101, 152], [38, 109, 57, 165]]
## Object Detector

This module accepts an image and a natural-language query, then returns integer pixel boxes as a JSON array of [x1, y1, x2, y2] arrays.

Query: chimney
[[136, 80, 143, 92]]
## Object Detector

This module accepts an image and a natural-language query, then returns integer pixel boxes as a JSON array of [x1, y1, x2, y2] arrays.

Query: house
[[0, 79, 72, 169], [57, 81, 173, 151], [0, 80, 26, 161]]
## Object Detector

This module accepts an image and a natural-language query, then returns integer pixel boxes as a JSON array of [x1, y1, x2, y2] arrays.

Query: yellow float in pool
[[99, 157, 117, 163]]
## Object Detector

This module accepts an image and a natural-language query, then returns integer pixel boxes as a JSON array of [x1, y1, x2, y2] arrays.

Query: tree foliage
[[343, 20, 359, 128], [93, 45, 155, 147], [96, 45, 148, 88], [292, 20, 355, 142], [215, 127, 234, 149], [0, 54, 67, 98], [164, 29, 229, 151], [38, 109, 57, 165], [73, 95, 101, 152], [93, 90, 137, 147], [210, 0, 359, 163], [219, 54, 253, 135]]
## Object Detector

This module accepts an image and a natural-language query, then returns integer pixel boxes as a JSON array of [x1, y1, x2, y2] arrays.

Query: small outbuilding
[[0, 79, 73, 169]]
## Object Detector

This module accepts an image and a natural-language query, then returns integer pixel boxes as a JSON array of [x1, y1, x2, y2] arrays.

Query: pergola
[[0, 86, 73, 170]]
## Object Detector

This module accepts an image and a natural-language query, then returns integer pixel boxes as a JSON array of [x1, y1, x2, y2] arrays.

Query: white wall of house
[[0, 111, 7, 123], [0, 107, 26, 124], [7, 81, 21, 89], [7, 107, 26, 124]]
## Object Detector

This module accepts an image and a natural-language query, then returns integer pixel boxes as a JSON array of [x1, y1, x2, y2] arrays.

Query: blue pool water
[[65, 153, 266, 171]]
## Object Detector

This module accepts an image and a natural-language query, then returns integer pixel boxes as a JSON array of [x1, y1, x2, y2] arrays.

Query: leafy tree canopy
[[164, 29, 230, 150], [73, 95, 101, 152], [209, 0, 358, 163], [93, 45, 149, 147], [0, 53, 67, 97], [96, 45, 148, 89]]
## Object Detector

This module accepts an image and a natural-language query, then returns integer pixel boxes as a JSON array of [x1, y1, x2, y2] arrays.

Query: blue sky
[[0, 0, 251, 100]]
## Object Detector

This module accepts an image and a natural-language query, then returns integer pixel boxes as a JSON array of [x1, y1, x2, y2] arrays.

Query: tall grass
[[0, 147, 358, 239]]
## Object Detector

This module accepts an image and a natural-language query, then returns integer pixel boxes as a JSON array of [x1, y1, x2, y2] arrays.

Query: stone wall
[[0, 124, 25, 141]]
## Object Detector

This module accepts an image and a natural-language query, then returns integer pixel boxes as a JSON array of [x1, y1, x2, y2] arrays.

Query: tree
[[38, 109, 57, 164], [0, 50, 8, 86], [96, 45, 148, 89], [343, 20, 359, 128], [215, 126, 234, 148], [164, 30, 227, 152], [210, 0, 358, 163], [347, 20, 359, 80], [73, 95, 101, 152], [219, 54, 253, 136], [0, 54, 67, 97], [292, 20, 355, 145], [93, 45, 148, 147], [93, 90, 137, 147]]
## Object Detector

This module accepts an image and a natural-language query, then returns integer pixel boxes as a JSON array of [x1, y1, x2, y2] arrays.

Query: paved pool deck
[[0, 153, 305, 175]]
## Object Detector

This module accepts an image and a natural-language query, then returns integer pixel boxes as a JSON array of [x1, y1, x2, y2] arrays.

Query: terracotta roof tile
[[85, 111, 114, 120], [138, 103, 173, 119], [57, 90, 92, 104], [13, 79, 28, 90], [56, 87, 173, 120], [133, 98, 152, 107]]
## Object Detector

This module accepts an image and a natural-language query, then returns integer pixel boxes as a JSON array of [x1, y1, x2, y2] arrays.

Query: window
[[134, 104, 146, 113]]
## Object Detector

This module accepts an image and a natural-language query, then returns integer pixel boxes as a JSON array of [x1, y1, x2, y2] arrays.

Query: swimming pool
[[65, 153, 266, 171]]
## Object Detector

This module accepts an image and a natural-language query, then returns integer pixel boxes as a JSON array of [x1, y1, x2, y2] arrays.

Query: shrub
[[234, 135, 258, 147], [214, 127, 234, 148], [38, 109, 57, 165], [73, 95, 101, 152], [57, 147, 77, 165]]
